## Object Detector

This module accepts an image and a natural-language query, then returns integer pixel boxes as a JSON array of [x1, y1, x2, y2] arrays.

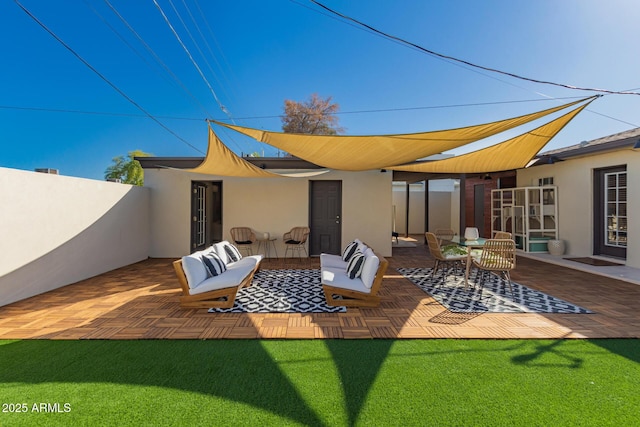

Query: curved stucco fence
[[0, 167, 149, 307]]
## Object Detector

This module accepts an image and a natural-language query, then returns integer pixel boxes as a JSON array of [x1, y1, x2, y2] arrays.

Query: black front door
[[309, 180, 342, 255]]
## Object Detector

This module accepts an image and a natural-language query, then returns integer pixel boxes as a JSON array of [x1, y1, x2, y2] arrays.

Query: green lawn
[[0, 339, 638, 426]]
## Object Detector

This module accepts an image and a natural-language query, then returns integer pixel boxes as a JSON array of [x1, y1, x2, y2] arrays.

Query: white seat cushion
[[320, 253, 348, 270], [321, 267, 370, 294], [190, 255, 261, 295]]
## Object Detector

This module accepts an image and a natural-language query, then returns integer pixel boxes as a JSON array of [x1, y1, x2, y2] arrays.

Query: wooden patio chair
[[425, 232, 467, 284], [493, 231, 512, 239], [434, 228, 455, 245], [283, 226, 310, 258], [230, 227, 256, 255], [471, 238, 516, 298]]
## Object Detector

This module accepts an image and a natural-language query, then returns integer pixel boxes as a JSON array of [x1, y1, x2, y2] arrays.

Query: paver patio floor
[[1, 245, 638, 339]]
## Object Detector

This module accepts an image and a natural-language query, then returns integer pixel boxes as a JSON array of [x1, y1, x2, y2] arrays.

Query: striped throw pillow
[[224, 244, 243, 263], [201, 252, 227, 277], [342, 240, 359, 262], [346, 251, 365, 279]]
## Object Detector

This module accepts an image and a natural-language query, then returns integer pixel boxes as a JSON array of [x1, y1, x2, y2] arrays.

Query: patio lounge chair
[[321, 240, 389, 307]]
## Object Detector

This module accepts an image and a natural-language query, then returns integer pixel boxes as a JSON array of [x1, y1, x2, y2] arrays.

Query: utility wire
[[0, 95, 607, 119], [0, 105, 203, 120], [153, 0, 234, 122], [102, 0, 212, 118], [308, 0, 640, 96], [167, 0, 233, 104], [13, 0, 204, 154], [290, 0, 542, 97], [183, 0, 239, 102]]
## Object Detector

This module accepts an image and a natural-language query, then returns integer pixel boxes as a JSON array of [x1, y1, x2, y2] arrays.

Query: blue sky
[[2, 0, 639, 180]]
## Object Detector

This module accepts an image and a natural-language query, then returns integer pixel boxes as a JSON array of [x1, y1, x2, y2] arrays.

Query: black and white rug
[[208, 269, 346, 313], [398, 267, 593, 314]]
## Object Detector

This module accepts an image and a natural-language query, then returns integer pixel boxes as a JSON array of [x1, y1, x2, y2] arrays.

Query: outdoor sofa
[[173, 241, 263, 309], [321, 239, 388, 307]]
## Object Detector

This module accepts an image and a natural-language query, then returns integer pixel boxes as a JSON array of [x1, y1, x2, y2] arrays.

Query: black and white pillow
[[201, 252, 227, 277], [346, 251, 365, 279], [224, 244, 243, 263], [342, 240, 359, 262]]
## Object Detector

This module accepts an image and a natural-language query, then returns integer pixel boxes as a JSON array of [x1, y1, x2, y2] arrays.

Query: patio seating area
[[0, 240, 638, 340]]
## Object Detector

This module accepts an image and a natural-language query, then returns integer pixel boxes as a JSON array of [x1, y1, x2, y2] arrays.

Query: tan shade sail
[[187, 126, 331, 178], [188, 126, 283, 178], [213, 97, 594, 171], [389, 100, 592, 174]]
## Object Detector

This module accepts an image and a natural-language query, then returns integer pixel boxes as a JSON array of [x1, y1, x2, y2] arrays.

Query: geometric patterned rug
[[398, 267, 593, 314], [208, 269, 346, 313]]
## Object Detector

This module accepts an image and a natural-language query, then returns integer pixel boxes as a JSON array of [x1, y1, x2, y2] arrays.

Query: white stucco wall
[[517, 148, 639, 268], [0, 167, 149, 307], [145, 168, 393, 257]]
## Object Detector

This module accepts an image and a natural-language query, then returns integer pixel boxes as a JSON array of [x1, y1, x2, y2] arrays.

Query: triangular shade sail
[[213, 97, 594, 171], [188, 126, 283, 177], [389, 100, 592, 174], [187, 127, 330, 178]]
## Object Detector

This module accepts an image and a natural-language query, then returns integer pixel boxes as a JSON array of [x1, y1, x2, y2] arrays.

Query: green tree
[[104, 150, 152, 186], [281, 93, 344, 135]]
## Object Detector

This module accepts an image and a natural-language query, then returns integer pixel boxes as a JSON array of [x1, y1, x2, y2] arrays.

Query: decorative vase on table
[[464, 227, 479, 240], [547, 239, 565, 256]]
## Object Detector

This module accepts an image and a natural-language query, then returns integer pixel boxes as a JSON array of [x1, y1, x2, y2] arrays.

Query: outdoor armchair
[[283, 226, 310, 258], [434, 228, 455, 246], [471, 238, 516, 298], [230, 227, 257, 255], [493, 231, 512, 239], [425, 232, 467, 285]]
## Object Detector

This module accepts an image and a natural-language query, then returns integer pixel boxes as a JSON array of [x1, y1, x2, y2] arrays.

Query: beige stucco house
[[517, 128, 639, 268], [139, 157, 393, 258]]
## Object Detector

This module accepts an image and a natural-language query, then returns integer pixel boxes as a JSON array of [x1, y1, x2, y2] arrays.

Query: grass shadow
[[325, 339, 395, 426], [0, 340, 325, 426]]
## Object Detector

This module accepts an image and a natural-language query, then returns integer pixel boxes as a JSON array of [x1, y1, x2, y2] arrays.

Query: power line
[[4, 96, 637, 128], [0, 95, 612, 120], [13, 0, 204, 155], [307, 0, 640, 96], [167, 0, 233, 104], [289, 0, 544, 97], [184, 0, 239, 103], [214, 96, 590, 120], [152, 0, 233, 122], [0, 105, 203, 120], [102, 0, 213, 118]]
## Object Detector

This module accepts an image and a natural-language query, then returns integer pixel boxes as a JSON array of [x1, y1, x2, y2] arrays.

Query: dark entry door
[[309, 180, 342, 255], [190, 181, 222, 251], [594, 166, 627, 259]]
